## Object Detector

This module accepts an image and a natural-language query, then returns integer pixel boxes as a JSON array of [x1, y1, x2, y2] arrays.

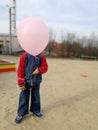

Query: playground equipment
[[0, 59, 16, 72]]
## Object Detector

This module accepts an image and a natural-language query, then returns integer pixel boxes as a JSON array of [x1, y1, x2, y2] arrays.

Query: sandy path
[[0, 55, 98, 130]]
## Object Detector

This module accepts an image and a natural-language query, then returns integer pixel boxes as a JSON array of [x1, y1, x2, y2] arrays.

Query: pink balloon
[[17, 17, 49, 56]]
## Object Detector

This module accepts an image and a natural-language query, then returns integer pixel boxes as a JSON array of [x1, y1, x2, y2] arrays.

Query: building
[[0, 33, 22, 54]]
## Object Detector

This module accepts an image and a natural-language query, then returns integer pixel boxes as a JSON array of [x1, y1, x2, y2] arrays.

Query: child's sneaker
[[15, 115, 23, 123], [33, 112, 43, 117]]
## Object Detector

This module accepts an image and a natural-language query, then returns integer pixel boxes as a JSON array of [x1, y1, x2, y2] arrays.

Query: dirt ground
[[0, 54, 98, 130]]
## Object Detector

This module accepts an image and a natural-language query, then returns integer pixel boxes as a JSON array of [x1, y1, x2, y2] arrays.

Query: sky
[[0, 0, 98, 41]]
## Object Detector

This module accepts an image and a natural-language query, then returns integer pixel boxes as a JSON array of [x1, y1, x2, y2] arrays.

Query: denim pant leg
[[30, 83, 41, 113], [18, 89, 30, 116]]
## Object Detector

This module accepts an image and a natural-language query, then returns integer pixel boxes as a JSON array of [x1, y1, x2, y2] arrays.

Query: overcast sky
[[0, 0, 98, 41]]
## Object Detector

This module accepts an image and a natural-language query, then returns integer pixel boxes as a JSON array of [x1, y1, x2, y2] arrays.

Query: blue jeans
[[17, 83, 41, 116]]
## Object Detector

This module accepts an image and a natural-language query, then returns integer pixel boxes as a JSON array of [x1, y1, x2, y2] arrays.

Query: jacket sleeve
[[38, 53, 48, 74], [17, 52, 27, 86]]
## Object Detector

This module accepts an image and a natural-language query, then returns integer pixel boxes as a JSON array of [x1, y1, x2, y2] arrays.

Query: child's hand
[[33, 68, 39, 75], [20, 86, 26, 91]]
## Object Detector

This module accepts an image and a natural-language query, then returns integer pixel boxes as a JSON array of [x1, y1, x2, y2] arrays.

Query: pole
[[9, 7, 12, 54]]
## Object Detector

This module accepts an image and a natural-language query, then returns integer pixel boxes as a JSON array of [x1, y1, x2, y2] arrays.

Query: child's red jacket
[[17, 52, 48, 86]]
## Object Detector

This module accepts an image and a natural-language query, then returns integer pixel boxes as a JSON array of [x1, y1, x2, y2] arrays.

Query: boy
[[15, 52, 48, 123]]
